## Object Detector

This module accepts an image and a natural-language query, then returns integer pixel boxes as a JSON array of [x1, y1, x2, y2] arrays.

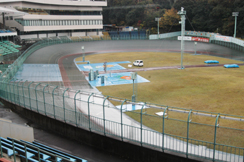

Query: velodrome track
[[24, 39, 243, 90], [21, 39, 244, 161]]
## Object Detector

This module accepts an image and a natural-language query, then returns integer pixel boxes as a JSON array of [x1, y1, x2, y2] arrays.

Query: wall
[[0, 118, 34, 142], [0, 98, 203, 162]]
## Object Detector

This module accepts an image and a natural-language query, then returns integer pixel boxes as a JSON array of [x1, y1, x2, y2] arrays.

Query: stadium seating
[[0, 30, 12, 33], [139, 31, 147, 39], [16, 8, 49, 15], [0, 137, 87, 162], [90, 35, 101, 40], [70, 36, 81, 41], [108, 31, 119, 40], [80, 36, 92, 41], [106, 31, 146, 40], [0, 41, 21, 56], [131, 31, 139, 39], [101, 32, 111, 40], [119, 32, 130, 40]]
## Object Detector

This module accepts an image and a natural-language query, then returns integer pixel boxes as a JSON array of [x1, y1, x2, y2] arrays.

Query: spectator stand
[[0, 136, 87, 162]]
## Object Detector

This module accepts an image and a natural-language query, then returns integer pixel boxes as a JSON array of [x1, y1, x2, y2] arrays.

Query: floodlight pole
[[178, 7, 186, 69], [194, 42, 197, 55], [232, 12, 239, 38], [158, 20, 159, 35], [155, 17, 161, 39], [131, 72, 137, 103], [2, 13, 5, 29], [81, 46, 85, 62]]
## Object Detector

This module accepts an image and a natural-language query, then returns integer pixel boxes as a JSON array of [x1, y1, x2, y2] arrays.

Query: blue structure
[[224, 64, 239, 68], [87, 72, 149, 87], [76, 61, 130, 72], [108, 31, 147, 40], [14, 64, 62, 82], [0, 136, 87, 162], [204, 60, 219, 64]]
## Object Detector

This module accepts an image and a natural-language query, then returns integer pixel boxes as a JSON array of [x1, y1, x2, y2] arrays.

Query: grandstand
[[101, 32, 111, 40], [107, 31, 147, 40], [0, 41, 21, 55], [0, 136, 87, 162], [0, 0, 107, 40]]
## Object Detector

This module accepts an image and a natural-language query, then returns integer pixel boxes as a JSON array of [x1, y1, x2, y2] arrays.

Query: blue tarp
[[224, 64, 239, 68], [204, 60, 219, 64]]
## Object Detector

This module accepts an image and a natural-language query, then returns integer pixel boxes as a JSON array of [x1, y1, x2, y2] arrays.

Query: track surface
[[22, 39, 243, 161], [25, 40, 243, 90]]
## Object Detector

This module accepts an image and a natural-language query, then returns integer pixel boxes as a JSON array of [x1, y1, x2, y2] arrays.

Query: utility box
[[131, 72, 137, 80], [101, 76, 105, 84], [90, 69, 94, 81]]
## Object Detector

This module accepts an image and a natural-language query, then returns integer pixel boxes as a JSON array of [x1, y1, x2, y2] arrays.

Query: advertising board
[[192, 37, 209, 43]]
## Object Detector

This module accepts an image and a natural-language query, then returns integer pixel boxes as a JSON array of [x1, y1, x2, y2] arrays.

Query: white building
[[0, 0, 107, 39]]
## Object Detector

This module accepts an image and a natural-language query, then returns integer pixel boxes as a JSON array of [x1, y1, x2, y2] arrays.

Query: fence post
[[28, 81, 34, 110], [88, 93, 94, 131], [213, 113, 220, 162], [43, 84, 48, 116], [9, 82, 13, 102], [7, 82, 10, 101], [38, 148, 40, 162], [0, 136, 2, 158], [63, 88, 69, 123], [12, 139, 16, 162], [52, 86, 58, 119], [35, 83, 41, 113], [24, 144, 27, 162], [22, 80, 28, 108], [120, 99, 127, 141], [74, 90, 80, 127], [13, 80, 17, 103], [17, 80, 22, 105], [186, 109, 192, 158], [162, 106, 168, 151], [103, 96, 109, 136], [140, 102, 147, 146]]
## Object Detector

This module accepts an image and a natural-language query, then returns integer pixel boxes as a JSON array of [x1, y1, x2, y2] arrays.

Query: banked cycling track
[[21, 39, 244, 161], [24, 39, 243, 90]]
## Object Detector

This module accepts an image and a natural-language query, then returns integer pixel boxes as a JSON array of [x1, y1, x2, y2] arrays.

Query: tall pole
[[155, 17, 161, 39], [232, 12, 239, 38], [194, 42, 197, 55], [81, 46, 85, 62], [158, 20, 159, 35], [178, 7, 186, 69], [2, 13, 5, 29]]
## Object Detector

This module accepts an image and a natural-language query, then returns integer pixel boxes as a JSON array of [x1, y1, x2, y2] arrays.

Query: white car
[[133, 60, 143, 67]]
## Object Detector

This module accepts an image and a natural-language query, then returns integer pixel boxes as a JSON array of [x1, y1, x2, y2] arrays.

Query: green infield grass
[[76, 52, 244, 150]]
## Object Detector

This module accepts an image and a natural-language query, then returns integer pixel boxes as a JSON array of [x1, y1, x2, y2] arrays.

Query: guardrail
[[0, 35, 244, 162]]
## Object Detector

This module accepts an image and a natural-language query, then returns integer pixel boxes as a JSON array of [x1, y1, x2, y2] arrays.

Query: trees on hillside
[[159, 8, 180, 33], [103, 0, 244, 36]]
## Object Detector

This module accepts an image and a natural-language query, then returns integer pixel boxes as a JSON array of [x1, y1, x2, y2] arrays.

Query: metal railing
[[0, 35, 243, 161], [0, 81, 244, 161], [0, 137, 77, 162]]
